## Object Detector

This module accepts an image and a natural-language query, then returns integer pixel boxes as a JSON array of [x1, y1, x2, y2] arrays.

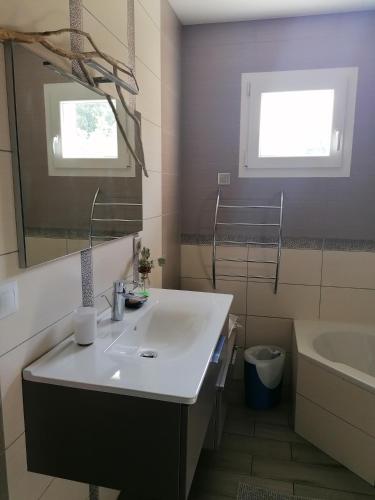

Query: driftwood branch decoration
[[0, 27, 148, 177]]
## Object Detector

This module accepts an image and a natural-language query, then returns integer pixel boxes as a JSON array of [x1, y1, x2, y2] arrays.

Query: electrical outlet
[[218, 172, 231, 185]]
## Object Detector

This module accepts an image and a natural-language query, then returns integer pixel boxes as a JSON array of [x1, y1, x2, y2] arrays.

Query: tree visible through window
[[60, 99, 118, 159]]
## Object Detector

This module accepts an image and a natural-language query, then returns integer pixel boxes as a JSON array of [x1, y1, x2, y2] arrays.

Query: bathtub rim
[[294, 320, 375, 395]]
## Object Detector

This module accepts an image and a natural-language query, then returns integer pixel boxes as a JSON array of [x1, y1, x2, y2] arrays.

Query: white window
[[59, 99, 118, 159], [239, 68, 358, 178], [44, 82, 134, 178]]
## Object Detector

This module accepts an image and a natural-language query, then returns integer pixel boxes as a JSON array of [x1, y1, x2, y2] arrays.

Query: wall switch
[[0, 281, 18, 320], [218, 172, 231, 185]]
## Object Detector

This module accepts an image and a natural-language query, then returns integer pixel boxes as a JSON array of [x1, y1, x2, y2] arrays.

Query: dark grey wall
[[181, 11, 375, 241]]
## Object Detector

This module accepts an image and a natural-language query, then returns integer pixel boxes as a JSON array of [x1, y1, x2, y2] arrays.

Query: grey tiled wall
[[181, 11, 375, 241]]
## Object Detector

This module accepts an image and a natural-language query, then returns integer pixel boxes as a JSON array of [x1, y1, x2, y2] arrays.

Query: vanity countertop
[[23, 288, 233, 404]]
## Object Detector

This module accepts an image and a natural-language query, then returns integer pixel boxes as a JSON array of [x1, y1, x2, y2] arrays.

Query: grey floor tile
[[199, 449, 252, 474], [192, 399, 375, 500], [292, 443, 339, 467], [221, 432, 291, 460], [288, 409, 295, 428], [228, 405, 252, 420], [224, 414, 255, 436], [244, 476, 294, 494], [189, 493, 233, 500], [254, 423, 306, 444], [229, 402, 291, 427], [191, 468, 249, 498], [226, 380, 244, 407], [294, 484, 375, 499], [250, 405, 291, 427], [253, 456, 375, 496]]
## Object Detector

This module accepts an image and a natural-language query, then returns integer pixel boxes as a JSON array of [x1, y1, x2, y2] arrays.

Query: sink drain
[[139, 350, 158, 359]]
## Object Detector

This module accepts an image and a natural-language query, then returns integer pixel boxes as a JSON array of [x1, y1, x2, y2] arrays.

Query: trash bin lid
[[245, 345, 286, 389], [244, 345, 285, 365]]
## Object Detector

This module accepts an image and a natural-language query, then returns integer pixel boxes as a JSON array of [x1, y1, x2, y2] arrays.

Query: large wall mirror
[[5, 42, 142, 268]]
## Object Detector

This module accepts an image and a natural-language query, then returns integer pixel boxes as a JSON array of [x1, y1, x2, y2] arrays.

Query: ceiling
[[169, 0, 375, 25]]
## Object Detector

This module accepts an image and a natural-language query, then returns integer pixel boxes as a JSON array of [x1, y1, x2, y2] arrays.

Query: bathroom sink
[[23, 288, 233, 403], [106, 294, 210, 359], [22, 288, 233, 499]]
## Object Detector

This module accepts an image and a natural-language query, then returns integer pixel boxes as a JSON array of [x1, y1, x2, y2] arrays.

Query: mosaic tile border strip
[[26, 228, 126, 239], [181, 233, 375, 252], [80, 248, 94, 307], [69, 0, 83, 76], [181, 233, 323, 249], [323, 238, 375, 251]]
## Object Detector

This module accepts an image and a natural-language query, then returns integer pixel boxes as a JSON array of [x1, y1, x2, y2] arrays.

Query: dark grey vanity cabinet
[[22, 349, 223, 500]]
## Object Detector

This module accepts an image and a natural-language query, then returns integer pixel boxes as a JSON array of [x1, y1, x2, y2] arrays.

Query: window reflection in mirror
[[5, 43, 142, 268], [60, 98, 118, 159]]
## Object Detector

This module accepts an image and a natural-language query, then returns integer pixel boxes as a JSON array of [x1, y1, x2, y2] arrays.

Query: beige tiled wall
[[160, 0, 181, 289], [181, 244, 375, 384], [0, 1, 165, 499]]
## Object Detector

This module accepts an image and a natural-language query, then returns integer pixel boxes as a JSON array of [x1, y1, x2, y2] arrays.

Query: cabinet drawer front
[[181, 358, 221, 499]]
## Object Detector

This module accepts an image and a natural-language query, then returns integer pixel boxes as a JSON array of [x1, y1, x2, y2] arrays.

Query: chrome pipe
[[212, 188, 220, 289], [94, 202, 142, 206], [219, 204, 281, 209], [88, 187, 100, 248], [215, 258, 277, 264], [274, 191, 284, 294], [216, 240, 279, 246], [216, 222, 280, 227], [91, 218, 143, 222]]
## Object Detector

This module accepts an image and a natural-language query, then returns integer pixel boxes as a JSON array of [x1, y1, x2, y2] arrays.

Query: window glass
[[60, 99, 118, 159], [258, 89, 335, 158]]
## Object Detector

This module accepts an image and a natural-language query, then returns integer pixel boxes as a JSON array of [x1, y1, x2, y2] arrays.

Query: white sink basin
[[23, 288, 233, 404], [106, 294, 210, 359]]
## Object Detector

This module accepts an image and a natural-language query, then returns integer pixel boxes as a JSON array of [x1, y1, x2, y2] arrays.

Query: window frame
[[43, 82, 134, 178], [238, 67, 358, 178]]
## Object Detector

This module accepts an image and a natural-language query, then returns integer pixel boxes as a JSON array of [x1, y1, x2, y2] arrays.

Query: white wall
[[0, 1, 163, 499]]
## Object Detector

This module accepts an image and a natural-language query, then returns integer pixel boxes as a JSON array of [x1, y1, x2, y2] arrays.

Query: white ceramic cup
[[73, 307, 97, 346]]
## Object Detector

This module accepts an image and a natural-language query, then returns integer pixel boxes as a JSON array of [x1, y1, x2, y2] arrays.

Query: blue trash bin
[[244, 345, 285, 410]]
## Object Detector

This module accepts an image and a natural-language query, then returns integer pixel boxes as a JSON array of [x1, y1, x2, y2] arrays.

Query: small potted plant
[[137, 247, 166, 296], [138, 247, 153, 296]]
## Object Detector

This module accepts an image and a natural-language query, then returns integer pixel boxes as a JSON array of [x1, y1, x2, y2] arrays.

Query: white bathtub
[[293, 320, 375, 486]]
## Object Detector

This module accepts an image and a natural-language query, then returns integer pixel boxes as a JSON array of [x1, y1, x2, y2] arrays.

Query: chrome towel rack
[[89, 188, 142, 247], [212, 188, 284, 294]]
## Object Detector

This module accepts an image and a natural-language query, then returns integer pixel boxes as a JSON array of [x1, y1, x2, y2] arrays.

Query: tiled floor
[[189, 381, 375, 500]]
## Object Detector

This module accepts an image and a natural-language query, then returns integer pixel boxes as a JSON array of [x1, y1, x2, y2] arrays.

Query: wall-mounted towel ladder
[[89, 188, 142, 247], [212, 188, 284, 293]]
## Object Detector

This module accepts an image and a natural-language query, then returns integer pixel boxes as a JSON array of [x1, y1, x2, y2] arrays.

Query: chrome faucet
[[112, 280, 138, 321]]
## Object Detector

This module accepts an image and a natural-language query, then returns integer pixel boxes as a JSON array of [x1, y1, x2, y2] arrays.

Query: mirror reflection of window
[[60, 99, 118, 159], [5, 43, 143, 268], [44, 82, 135, 177]]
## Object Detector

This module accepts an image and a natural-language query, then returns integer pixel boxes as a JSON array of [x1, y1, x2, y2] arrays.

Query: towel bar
[[89, 188, 142, 246], [212, 188, 284, 293]]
